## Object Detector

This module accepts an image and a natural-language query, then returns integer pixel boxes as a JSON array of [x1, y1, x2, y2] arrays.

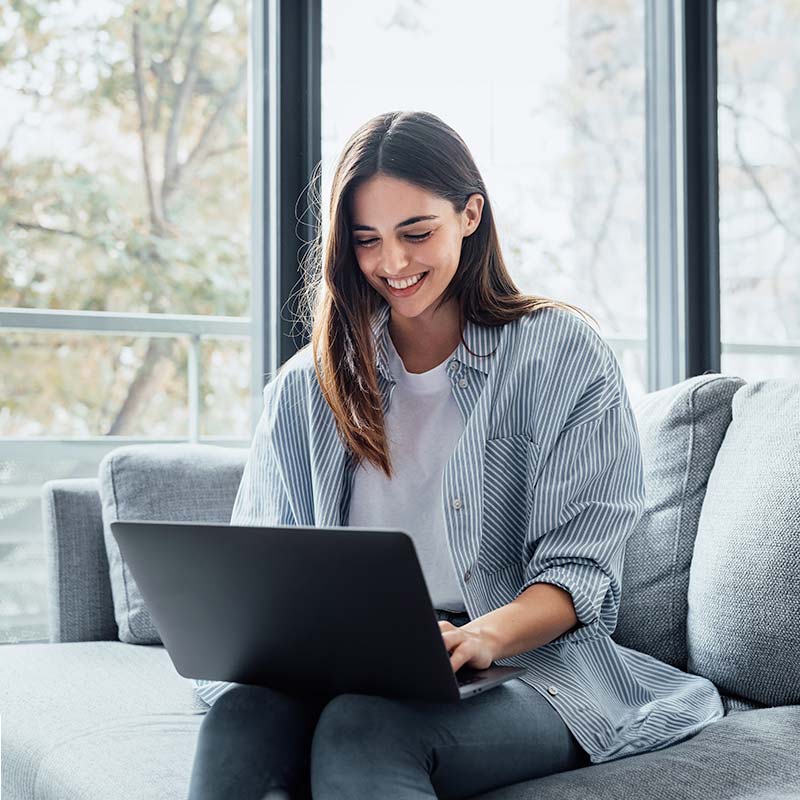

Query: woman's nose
[[381, 239, 409, 274]]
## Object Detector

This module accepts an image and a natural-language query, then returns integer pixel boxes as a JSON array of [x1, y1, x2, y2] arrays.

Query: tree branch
[[151, 2, 195, 130], [12, 220, 90, 239], [159, 3, 229, 221], [132, 8, 165, 235], [162, 57, 247, 206], [727, 100, 800, 242]]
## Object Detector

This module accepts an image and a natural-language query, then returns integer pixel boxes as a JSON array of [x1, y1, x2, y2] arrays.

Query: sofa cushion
[[688, 379, 800, 706], [2, 642, 799, 800], [474, 704, 800, 800], [0, 642, 205, 800], [98, 444, 247, 644], [612, 374, 745, 669]]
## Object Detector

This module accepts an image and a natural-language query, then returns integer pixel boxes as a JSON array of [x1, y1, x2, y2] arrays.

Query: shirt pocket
[[478, 434, 540, 573]]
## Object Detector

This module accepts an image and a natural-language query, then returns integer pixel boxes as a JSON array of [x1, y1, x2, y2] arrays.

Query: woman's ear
[[462, 193, 484, 237]]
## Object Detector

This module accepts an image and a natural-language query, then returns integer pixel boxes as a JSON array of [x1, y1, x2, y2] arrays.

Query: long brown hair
[[299, 110, 596, 479]]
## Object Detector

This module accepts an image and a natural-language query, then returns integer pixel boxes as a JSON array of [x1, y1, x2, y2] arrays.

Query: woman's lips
[[383, 271, 428, 297]]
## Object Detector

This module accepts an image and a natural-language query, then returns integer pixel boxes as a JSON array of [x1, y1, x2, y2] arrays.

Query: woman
[[188, 111, 724, 799]]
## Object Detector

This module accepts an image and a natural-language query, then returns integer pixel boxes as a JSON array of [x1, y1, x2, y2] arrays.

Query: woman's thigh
[[310, 677, 591, 799], [187, 683, 333, 800]]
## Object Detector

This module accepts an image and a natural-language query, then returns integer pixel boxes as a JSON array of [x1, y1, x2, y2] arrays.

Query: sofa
[[2, 372, 800, 799]]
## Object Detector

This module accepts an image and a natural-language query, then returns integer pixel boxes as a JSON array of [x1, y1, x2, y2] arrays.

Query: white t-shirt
[[347, 331, 467, 612]]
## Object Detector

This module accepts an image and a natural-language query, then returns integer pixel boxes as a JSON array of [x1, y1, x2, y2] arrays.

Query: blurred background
[[0, 0, 798, 643]]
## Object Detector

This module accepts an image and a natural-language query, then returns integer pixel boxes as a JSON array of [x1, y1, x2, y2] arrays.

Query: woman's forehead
[[349, 175, 448, 226]]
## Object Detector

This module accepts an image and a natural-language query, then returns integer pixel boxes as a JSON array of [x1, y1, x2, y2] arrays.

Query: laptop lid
[[110, 520, 527, 702]]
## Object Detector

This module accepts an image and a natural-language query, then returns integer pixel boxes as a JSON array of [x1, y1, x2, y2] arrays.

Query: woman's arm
[[444, 360, 646, 670]]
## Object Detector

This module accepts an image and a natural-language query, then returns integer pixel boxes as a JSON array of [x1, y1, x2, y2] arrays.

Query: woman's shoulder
[[512, 304, 614, 372], [509, 305, 626, 421], [261, 345, 316, 407]]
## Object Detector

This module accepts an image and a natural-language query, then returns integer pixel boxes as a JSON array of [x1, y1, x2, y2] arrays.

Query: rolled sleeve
[[518, 398, 646, 639]]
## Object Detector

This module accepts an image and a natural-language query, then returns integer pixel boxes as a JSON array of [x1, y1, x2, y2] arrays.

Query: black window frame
[[253, 0, 722, 418]]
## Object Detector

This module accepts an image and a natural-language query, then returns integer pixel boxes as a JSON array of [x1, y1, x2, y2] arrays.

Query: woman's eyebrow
[[351, 214, 439, 232]]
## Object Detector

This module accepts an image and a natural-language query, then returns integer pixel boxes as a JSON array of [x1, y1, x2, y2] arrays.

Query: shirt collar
[[368, 300, 503, 381]]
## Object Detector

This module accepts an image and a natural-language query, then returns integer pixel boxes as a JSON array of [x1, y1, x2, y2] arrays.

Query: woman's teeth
[[386, 272, 426, 289]]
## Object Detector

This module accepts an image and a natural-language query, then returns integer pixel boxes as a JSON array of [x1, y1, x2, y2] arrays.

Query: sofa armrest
[[41, 478, 118, 642]]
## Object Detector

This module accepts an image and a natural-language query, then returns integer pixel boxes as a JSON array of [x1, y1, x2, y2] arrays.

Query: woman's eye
[[353, 232, 432, 248]]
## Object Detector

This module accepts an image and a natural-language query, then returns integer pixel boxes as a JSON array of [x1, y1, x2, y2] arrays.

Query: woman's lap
[[188, 677, 589, 799]]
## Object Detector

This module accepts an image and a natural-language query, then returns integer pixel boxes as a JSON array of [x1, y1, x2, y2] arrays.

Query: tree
[[0, 0, 250, 437]]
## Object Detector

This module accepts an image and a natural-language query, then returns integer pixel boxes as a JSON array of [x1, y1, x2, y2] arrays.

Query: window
[[0, 0, 250, 643], [717, 0, 800, 379], [321, 0, 648, 402]]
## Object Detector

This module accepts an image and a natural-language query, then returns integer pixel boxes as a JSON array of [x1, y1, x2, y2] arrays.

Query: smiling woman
[[189, 110, 723, 799], [305, 111, 592, 478]]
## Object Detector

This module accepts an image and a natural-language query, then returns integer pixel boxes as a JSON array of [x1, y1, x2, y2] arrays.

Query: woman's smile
[[383, 270, 429, 297]]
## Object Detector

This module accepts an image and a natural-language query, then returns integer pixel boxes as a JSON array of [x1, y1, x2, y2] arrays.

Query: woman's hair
[[298, 110, 595, 479]]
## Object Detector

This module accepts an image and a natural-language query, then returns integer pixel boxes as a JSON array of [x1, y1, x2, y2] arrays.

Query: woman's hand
[[438, 620, 496, 672]]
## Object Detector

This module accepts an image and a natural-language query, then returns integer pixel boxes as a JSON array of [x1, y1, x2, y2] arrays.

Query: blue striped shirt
[[194, 301, 724, 764]]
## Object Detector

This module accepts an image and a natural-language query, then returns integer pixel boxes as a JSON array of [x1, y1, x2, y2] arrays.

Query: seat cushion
[[471, 704, 800, 800], [0, 642, 205, 800], [613, 374, 745, 669], [688, 378, 800, 706], [2, 642, 800, 800], [98, 444, 247, 644]]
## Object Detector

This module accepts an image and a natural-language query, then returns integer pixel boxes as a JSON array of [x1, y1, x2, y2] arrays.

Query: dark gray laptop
[[110, 520, 527, 702]]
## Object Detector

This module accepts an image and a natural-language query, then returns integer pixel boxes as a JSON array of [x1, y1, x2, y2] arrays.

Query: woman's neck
[[387, 301, 462, 374]]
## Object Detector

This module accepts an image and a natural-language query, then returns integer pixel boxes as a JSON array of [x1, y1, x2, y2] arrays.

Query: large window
[[321, 0, 648, 402], [717, 0, 800, 379], [0, 1, 250, 643]]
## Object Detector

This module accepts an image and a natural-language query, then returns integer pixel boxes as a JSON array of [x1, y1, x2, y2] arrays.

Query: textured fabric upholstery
[[613, 374, 745, 669], [0, 642, 205, 800], [474, 703, 800, 800], [688, 379, 800, 706], [3, 641, 800, 800], [97, 444, 247, 643], [41, 478, 118, 643]]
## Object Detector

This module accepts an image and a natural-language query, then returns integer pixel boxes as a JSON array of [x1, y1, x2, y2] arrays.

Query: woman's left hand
[[438, 621, 495, 672]]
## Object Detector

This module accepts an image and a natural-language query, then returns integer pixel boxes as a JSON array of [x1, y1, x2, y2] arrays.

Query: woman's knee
[[310, 693, 423, 760]]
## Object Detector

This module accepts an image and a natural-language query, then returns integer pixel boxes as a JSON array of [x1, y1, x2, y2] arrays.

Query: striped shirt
[[193, 301, 725, 764]]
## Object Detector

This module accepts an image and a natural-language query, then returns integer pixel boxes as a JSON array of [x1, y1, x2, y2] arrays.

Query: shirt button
[[547, 685, 559, 696], [448, 359, 460, 374], [458, 377, 467, 388], [464, 568, 472, 582], [452, 497, 462, 510]]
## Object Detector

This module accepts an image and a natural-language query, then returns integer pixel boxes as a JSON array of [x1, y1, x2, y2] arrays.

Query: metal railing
[[1, 307, 252, 443]]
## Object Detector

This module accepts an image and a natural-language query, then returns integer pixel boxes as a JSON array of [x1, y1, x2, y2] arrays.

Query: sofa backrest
[[41, 477, 118, 642], [687, 379, 800, 708], [613, 374, 745, 668], [98, 443, 248, 644]]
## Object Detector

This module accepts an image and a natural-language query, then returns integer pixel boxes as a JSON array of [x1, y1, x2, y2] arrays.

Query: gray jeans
[[187, 609, 590, 799]]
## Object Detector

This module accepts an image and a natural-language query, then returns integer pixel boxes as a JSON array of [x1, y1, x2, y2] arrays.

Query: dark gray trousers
[[187, 610, 590, 799]]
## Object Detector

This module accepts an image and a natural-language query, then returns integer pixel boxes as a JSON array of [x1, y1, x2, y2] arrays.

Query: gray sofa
[[3, 372, 800, 799]]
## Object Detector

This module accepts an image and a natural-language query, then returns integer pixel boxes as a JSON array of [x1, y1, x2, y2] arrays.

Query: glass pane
[[0, 1, 252, 645], [0, 1, 250, 317], [200, 337, 251, 439], [0, 445, 139, 644], [321, 0, 648, 401], [717, 0, 800, 380], [0, 331, 190, 438]]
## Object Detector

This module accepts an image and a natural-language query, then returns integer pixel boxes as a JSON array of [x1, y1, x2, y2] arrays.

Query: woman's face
[[349, 174, 483, 321]]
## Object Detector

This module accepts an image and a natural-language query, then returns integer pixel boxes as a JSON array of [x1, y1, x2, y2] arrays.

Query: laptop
[[110, 520, 528, 702]]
